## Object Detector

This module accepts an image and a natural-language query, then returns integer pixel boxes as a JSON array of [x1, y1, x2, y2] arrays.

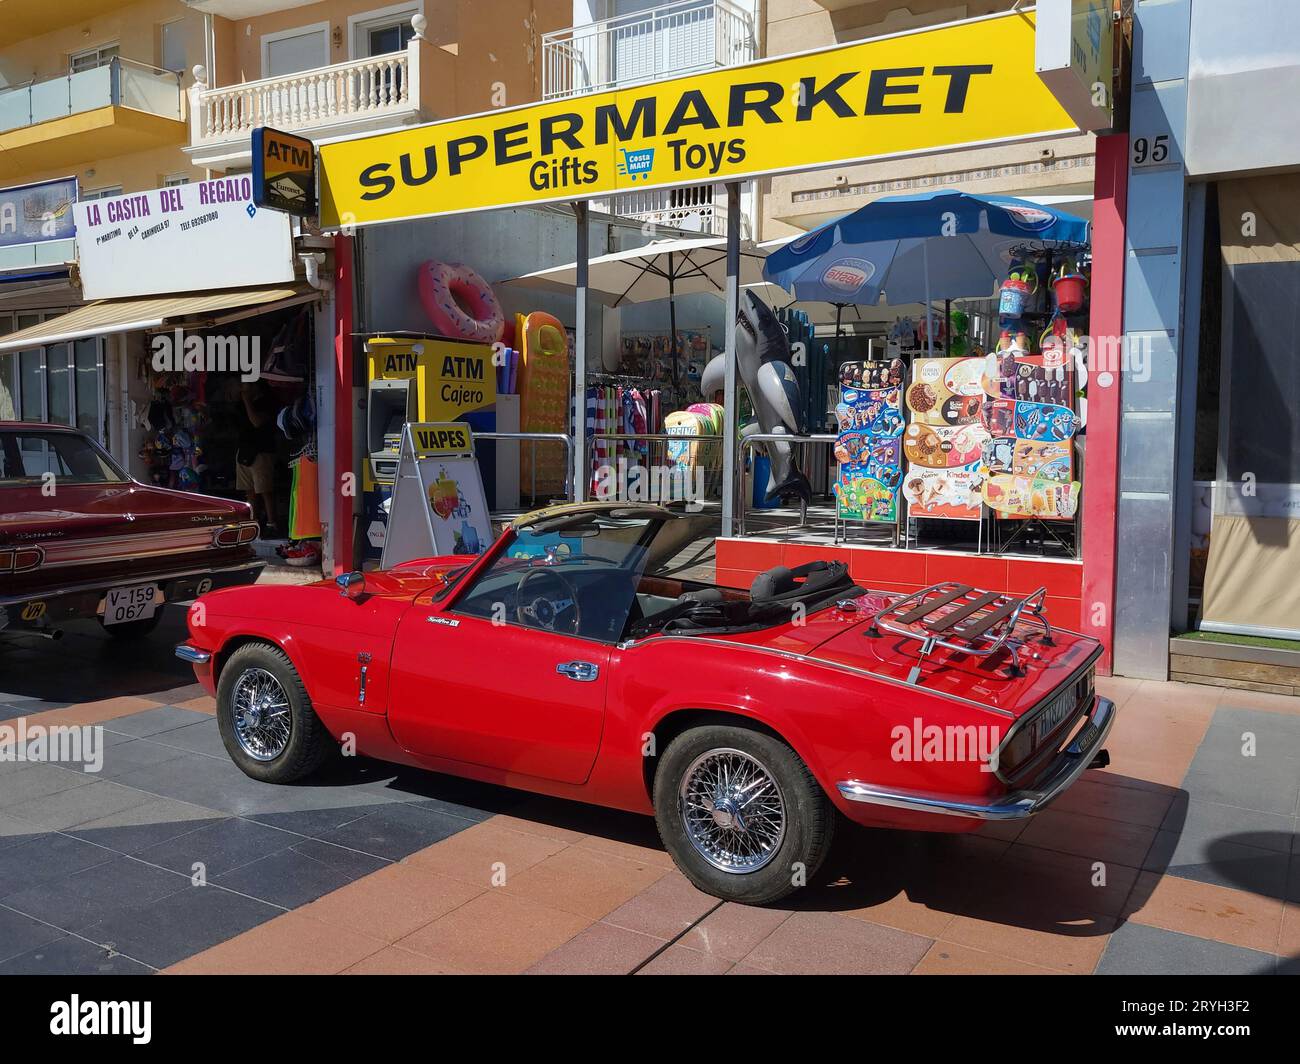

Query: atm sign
[[252, 127, 317, 215]]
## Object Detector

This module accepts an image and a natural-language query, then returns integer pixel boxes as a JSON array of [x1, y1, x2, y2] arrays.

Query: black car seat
[[748, 561, 861, 621]]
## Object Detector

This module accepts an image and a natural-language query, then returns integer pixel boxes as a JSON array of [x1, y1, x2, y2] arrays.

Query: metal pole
[[573, 200, 589, 502], [668, 251, 678, 389], [923, 240, 933, 357], [720, 182, 741, 537]]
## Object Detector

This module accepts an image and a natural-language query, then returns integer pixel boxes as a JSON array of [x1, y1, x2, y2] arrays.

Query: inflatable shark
[[702, 291, 811, 504]]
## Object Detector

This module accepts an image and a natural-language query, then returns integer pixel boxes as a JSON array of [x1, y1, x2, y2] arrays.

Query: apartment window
[[70, 43, 120, 73], [262, 23, 330, 78], [159, 19, 187, 74], [81, 186, 124, 201], [350, 3, 421, 59], [163, 174, 190, 187]]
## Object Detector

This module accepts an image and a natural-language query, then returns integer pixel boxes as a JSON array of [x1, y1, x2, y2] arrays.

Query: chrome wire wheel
[[678, 747, 786, 873], [230, 667, 292, 762]]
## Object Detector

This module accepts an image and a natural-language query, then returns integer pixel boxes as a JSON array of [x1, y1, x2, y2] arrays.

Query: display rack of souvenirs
[[585, 373, 671, 500], [136, 369, 209, 491], [617, 328, 712, 407]]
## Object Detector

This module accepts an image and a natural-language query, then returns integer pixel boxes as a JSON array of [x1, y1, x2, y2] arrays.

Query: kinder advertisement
[[833, 363, 904, 524], [903, 463, 984, 519], [902, 357, 987, 520]]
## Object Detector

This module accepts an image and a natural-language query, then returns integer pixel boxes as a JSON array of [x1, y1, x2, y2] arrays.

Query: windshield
[[451, 511, 665, 641], [0, 430, 129, 486]]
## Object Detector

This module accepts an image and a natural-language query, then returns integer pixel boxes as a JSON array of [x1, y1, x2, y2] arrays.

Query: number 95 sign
[[1132, 132, 1175, 170]]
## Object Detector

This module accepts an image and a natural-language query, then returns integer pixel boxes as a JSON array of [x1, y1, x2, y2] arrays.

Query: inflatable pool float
[[518, 311, 570, 496], [417, 261, 504, 344]]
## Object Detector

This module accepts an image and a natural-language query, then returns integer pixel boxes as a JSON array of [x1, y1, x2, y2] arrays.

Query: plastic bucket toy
[[998, 277, 1032, 318], [1052, 272, 1087, 313]]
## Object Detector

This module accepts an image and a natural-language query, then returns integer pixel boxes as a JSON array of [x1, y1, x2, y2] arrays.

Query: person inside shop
[[237, 379, 280, 537]]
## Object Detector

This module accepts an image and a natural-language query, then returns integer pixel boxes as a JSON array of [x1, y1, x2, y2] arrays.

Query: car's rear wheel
[[216, 642, 334, 783], [653, 724, 834, 905], [102, 609, 164, 639]]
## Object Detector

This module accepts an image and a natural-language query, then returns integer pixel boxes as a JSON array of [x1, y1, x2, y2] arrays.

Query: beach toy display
[[417, 261, 505, 344], [1051, 260, 1088, 313], [998, 262, 1038, 318]]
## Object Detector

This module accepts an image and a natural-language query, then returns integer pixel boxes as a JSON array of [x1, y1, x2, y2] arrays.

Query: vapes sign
[[318, 10, 1078, 229]]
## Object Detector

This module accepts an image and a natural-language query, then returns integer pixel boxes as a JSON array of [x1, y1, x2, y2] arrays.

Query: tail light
[[212, 522, 259, 547], [0, 546, 44, 572], [995, 666, 1097, 783]]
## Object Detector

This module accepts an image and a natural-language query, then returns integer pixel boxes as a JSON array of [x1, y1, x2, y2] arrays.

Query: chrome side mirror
[[336, 571, 367, 600]]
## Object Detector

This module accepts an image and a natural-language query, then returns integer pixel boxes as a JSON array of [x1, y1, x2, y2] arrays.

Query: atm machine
[[361, 334, 498, 563]]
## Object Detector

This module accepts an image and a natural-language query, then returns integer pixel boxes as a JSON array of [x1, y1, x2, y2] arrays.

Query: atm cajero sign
[[320, 11, 1076, 228]]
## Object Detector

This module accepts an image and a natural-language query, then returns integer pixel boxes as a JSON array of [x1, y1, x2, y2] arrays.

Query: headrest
[[750, 561, 850, 605]]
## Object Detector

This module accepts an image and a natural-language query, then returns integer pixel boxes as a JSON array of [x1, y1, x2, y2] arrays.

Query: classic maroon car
[[177, 501, 1114, 904], [1, 422, 262, 639]]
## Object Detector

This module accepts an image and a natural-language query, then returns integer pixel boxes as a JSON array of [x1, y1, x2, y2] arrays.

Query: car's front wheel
[[653, 724, 835, 905], [216, 642, 335, 784]]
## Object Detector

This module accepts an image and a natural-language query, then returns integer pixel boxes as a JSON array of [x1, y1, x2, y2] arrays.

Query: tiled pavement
[[2, 615, 1299, 974]]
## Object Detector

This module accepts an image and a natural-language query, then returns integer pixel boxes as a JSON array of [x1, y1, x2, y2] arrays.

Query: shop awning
[[0, 285, 319, 352]]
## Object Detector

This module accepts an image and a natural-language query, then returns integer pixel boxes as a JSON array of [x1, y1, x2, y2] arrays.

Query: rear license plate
[[103, 584, 160, 625], [1071, 721, 1100, 752]]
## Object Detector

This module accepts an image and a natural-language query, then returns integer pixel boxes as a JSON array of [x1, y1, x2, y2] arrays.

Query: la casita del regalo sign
[[73, 176, 294, 300], [79, 175, 252, 227], [319, 10, 1078, 229]]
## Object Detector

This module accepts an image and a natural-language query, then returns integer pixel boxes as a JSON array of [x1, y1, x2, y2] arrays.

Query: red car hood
[[0, 482, 250, 544], [725, 600, 1099, 718]]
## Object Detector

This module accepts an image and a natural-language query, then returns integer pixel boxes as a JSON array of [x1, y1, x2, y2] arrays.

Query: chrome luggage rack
[[868, 581, 1054, 684]]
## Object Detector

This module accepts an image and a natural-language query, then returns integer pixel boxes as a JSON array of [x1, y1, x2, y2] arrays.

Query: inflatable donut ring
[[417, 261, 505, 344]]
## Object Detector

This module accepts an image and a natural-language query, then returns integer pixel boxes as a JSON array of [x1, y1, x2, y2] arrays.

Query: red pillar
[[1080, 133, 1129, 674], [332, 232, 355, 576]]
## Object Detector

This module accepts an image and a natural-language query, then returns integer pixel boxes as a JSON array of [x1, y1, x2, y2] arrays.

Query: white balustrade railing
[[192, 47, 413, 146], [543, 0, 755, 99]]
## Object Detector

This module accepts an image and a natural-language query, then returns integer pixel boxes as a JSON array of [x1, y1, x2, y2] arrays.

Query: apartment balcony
[[0, 58, 184, 181], [186, 26, 449, 170], [543, 0, 755, 100], [608, 185, 741, 238]]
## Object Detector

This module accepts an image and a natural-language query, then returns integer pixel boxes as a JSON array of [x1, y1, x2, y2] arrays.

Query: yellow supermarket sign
[[319, 11, 1077, 229]]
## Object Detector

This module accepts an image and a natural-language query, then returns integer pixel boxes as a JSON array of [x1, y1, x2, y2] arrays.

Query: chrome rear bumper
[[837, 696, 1116, 821], [174, 644, 212, 665]]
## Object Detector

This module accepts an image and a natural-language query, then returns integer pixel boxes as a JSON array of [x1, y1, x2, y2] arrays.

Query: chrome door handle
[[556, 660, 599, 682]]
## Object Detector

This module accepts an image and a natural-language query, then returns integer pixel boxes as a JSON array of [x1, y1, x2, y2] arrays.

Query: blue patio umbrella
[[763, 190, 1091, 352]]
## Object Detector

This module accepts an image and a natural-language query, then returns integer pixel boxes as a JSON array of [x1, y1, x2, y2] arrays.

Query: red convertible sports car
[[177, 501, 1114, 904]]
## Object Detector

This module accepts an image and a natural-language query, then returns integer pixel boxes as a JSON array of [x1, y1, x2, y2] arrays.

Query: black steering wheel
[[515, 566, 582, 634]]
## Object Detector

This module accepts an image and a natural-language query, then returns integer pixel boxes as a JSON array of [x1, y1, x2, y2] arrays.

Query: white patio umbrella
[[504, 235, 769, 385], [505, 236, 770, 306]]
